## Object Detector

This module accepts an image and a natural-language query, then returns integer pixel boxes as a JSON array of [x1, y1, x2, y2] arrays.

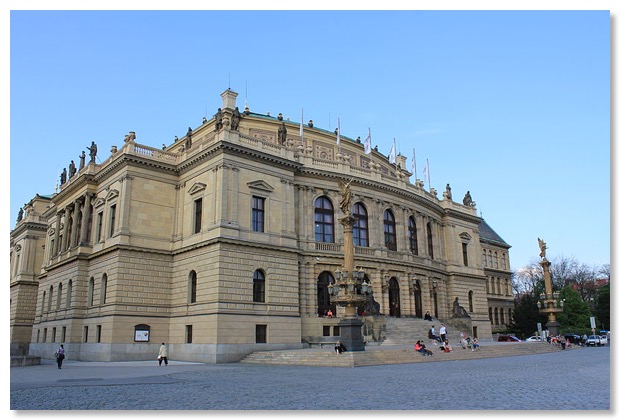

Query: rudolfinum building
[[10, 89, 514, 363]]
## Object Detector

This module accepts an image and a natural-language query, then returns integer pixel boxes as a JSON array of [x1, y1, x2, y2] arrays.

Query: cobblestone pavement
[[10, 345, 610, 410]]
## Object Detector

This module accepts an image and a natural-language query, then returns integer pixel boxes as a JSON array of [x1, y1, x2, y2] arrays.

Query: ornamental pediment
[[459, 232, 472, 241], [188, 182, 207, 195], [247, 180, 274, 193], [105, 189, 119, 201]]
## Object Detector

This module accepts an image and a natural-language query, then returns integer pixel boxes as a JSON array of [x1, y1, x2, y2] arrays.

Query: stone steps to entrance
[[240, 342, 580, 367]]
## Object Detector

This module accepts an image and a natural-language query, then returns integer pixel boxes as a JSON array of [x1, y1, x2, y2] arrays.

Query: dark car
[[563, 334, 583, 345], [498, 335, 521, 342]]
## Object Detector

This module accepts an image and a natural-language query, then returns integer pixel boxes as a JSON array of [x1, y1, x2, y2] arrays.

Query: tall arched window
[[253, 270, 266, 303], [66, 279, 73, 309], [494, 307, 499, 325], [426, 222, 434, 259], [408, 216, 418, 255], [383, 209, 397, 251], [41, 291, 46, 315], [314, 196, 334, 243], [352, 203, 369, 247], [88, 277, 95, 306], [100, 274, 108, 305], [188, 271, 197, 303], [482, 250, 487, 266], [48, 285, 53, 312], [57, 282, 63, 310], [488, 307, 493, 324], [500, 308, 505, 325]]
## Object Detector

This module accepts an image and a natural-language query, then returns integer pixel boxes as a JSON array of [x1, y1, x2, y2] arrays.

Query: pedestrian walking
[[158, 343, 169, 366], [55, 344, 65, 369]]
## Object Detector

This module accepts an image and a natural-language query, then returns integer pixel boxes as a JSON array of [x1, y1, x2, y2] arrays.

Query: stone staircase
[[381, 317, 448, 345], [240, 341, 579, 367]]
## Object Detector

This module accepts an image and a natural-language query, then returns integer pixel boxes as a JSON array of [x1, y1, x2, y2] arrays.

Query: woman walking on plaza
[[158, 343, 169, 366]]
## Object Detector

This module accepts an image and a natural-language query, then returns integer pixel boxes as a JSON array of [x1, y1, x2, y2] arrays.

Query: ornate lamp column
[[536, 238, 562, 336], [327, 179, 372, 351]]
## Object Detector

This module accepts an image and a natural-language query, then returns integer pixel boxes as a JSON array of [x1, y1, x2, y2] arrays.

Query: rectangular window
[[52, 327, 57, 342], [323, 326, 331, 336], [462, 243, 468, 266], [186, 325, 193, 344], [62, 327, 66, 343], [333, 326, 340, 336], [256, 324, 267, 343], [194, 198, 202, 234], [96, 212, 103, 242], [108, 205, 116, 238], [96, 325, 102, 343], [83, 326, 89, 343], [251, 196, 265, 232], [43, 328, 47, 343]]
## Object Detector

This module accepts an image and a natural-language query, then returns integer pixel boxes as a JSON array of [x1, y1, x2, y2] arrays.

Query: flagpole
[[427, 158, 431, 189]]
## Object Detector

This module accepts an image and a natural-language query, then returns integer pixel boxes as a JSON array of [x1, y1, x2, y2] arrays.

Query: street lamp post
[[536, 238, 562, 336], [327, 180, 373, 351]]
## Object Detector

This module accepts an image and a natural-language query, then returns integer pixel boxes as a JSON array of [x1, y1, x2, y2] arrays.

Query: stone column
[[71, 198, 83, 247], [52, 212, 61, 256], [79, 193, 93, 245], [118, 175, 133, 237], [60, 206, 71, 252]]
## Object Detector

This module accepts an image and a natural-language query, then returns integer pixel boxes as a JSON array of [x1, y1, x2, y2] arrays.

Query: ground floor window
[[256, 324, 267, 343]]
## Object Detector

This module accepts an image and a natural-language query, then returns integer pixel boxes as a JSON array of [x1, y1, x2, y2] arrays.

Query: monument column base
[[338, 318, 365, 351], [546, 321, 560, 336]]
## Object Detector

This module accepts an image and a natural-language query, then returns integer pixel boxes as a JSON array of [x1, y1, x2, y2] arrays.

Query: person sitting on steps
[[414, 340, 433, 356]]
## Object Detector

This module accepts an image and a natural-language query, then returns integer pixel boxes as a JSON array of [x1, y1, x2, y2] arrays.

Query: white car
[[586, 335, 607, 346], [525, 336, 544, 342]]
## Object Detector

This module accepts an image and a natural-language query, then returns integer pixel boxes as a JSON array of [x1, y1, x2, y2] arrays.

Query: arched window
[[500, 308, 505, 325], [408, 216, 418, 255], [48, 285, 53, 312], [352, 203, 369, 247], [482, 250, 487, 266], [188, 271, 197, 303], [57, 282, 63, 310], [100, 274, 108, 305], [383, 209, 397, 251], [314, 196, 334, 243], [66, 279, 73, 309], [88, 277, 95, 306], [494, 307, 499, 325], [468, 290, 474, 313], [426, 222, 434, 259], [41, 291, 46, 314], [253, 270, 266, 303], [488, 307, 493, 324]]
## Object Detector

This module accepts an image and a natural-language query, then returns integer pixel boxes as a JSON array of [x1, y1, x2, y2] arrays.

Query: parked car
[[498, 335, 522, 342], [586, 335, 606, 346], [525, 336, 543, 342], [599, 335, 608, 345], [563, 334, 583, 345]]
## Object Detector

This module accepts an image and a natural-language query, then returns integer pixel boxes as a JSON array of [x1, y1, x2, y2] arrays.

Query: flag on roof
[[364, 128, 372, 154], [388, 138, 396, 164]]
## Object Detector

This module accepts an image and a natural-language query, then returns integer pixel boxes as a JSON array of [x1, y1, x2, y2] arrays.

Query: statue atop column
[[338, 178, 353, 216], [538, 237, 548, 260], [68, 160, 76, 178], [79, 151, 86, 169], [214, 108, 223, 131], [231, 107, 242, 131]]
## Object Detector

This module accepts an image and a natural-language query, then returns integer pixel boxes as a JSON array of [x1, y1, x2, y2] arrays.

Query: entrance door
[[317, 272, 336, 317], [413, 282, 422, 318], [388, 278, 401, 317]]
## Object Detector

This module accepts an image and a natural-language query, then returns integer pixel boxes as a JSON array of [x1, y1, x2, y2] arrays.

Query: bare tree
[[549, 255, 579, 290], [512, 260, 543, 297], [599, 263, 610, 282]]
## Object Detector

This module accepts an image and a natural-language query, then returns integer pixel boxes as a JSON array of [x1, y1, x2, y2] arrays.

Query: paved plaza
[[10, 345, 610, 411]]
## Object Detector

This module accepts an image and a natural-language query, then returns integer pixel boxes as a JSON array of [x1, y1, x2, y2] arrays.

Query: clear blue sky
[[6, 6, 613, 273]]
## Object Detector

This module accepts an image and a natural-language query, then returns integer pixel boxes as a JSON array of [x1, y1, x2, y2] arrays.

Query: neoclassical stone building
[[10, 89, 514, 363]]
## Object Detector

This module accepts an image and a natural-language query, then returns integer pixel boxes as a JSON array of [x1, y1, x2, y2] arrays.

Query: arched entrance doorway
[[413, 281, 422, 318], [317, 271, 336, 317], [388, 277, 401, 317]]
